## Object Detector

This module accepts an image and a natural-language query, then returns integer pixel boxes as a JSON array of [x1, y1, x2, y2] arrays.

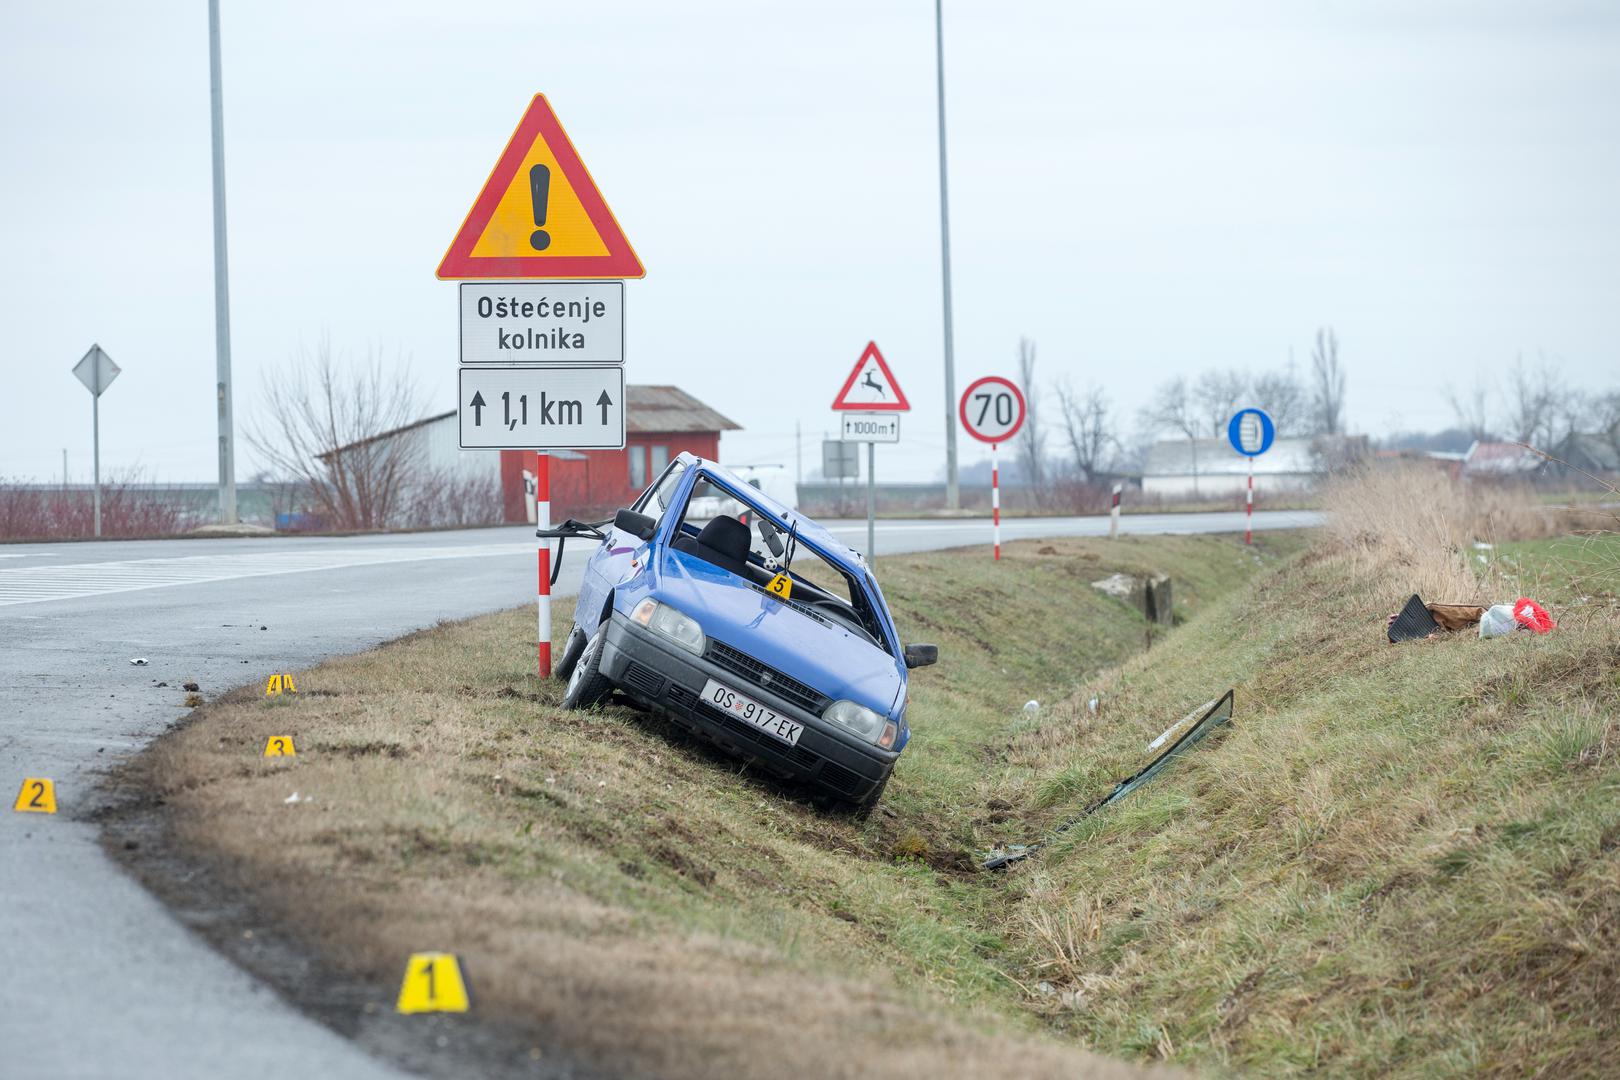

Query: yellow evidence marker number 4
[[13, 778, 57, 814], [263, 736, 296, 758], [397, 952, 469, 1014], [765, 573, 794, 601], [265, 674, 298, 696]]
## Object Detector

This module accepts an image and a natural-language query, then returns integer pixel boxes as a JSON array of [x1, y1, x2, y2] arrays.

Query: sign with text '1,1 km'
[[459, 366, 626, 450], [959, 376, 1027, 562]]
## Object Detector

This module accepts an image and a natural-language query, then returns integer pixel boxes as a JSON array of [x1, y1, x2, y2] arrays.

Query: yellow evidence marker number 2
[[397, 952, 469, 1014], [265, 674, 298, 696], [13, 778, 57, 814], [263, 737, 296, 758], [765, 573, 794, 601]]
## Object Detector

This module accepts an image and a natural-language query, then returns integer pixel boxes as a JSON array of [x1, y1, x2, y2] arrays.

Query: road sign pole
[[991, 441, 1000, 560], [207, 0, 238, 525], [866, 441, 876, 563], [91, 391, 101, 538], [935, 0, 960, 511], [536, 451, 552, 679], [1110, 481, 1122, 539], [1246, 456, 1254, 546]]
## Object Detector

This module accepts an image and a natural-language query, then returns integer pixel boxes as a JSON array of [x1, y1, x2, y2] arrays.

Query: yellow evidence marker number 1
[[263, 736, 296, 758], [765, 573, 794, 601], [397, 952, 469, 1014], [13, 778, 57, 814], [266, 674, 298, 696]]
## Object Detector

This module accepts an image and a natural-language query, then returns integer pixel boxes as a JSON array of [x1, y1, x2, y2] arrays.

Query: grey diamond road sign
[[73, 344, 120, 397]]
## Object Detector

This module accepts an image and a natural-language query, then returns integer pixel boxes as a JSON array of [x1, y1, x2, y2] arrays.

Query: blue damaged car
[[550, 453, 937, 816]]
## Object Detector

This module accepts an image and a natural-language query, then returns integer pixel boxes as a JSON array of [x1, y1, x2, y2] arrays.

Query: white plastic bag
[[1479, 604, 1517, 639]]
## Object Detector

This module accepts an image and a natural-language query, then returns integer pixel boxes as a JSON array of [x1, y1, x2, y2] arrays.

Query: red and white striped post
[[991, 441, 1001, 561], [1109, 481, 1122, 539], [535, 450, 552, 677], [1245, 455, 1254, 546]]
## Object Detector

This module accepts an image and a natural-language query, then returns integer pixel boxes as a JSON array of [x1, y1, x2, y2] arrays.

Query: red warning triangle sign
[[831, 342, 911, 412], [437, 95, 644, 280]]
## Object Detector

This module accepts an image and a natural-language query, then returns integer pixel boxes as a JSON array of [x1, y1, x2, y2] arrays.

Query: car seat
[[672, 515, 752, 578]]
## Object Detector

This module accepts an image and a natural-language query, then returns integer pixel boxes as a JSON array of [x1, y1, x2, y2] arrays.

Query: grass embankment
[[996, 470, 1620, 1077], [111, 533, 1286, 1080]]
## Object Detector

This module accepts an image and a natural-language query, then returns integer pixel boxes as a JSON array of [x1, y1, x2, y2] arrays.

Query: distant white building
[[1142, 436, 1367, 498]]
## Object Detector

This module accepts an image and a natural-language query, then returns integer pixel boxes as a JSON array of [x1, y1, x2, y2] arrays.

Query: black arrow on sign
[[596, 390, 613, 425], [470, 390, 486, 426]]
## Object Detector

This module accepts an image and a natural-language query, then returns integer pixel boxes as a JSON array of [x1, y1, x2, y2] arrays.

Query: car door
[[573, 461, 689, 632]]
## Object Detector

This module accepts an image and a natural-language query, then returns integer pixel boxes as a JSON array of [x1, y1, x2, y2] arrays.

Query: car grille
[[704, 639, 829, 714]]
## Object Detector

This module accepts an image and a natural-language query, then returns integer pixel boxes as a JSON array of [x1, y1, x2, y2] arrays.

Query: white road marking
[[0, 543, 535, 607]]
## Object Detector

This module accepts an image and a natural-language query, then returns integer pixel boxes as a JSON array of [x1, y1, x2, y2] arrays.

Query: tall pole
[[934, 0, 961, 510], [92, 393, 102, 537], [866, 441, 876, 563], [208, 0, 239, 524], [991, 441, 1000, 560], [536, 451, 552, 678]]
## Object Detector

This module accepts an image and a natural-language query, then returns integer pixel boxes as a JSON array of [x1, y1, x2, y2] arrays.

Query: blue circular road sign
[[1227, 408, 1275, 456]]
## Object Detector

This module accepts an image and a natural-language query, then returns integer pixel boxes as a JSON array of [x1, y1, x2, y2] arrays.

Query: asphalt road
[[0, 508, 1317, 1078]]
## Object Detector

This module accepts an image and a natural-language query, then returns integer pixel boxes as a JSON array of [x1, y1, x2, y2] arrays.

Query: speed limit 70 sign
[[959, 376, 1027, 444]]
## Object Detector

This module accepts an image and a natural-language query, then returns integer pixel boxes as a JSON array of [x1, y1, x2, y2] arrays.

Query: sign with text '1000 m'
[[840, 413, 900, 443], [459, 365, 625, 450]]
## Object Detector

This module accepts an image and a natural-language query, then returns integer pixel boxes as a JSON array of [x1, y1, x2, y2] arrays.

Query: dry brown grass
[[111, 536, 1284, 1080], [1320, 463, 1558, 601]]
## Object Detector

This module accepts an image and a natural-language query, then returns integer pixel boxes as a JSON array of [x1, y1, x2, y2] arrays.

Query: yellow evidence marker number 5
[[397, 952, 469, 1014], [263, 736, 296, 758], [13, 778, 57, 814], [765, 573, 794, 601]]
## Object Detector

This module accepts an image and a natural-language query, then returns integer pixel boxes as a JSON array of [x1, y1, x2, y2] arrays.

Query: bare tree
[[1055, 380, 1114, 483], [1447, 375, 1493, 442], [1251, 366, 1309, 436], [1310, 326, 1346, 435], [1139, 375, 1204, 494], [1014, 337, 1045, 499], [1502, 355, 1567, 448], [1194, 368, 1249, 437], [247, 343, 424, 531]]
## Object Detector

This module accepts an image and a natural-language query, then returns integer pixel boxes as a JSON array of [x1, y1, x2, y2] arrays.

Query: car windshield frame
[[665, 468, 900, 659]]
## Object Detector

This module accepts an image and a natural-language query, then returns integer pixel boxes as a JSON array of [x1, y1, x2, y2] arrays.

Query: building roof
[[1144, 436, 1337, 477], [1462, 440, 1540, 476], [627, 385, 740, 434], [320, 384, 738, 459]]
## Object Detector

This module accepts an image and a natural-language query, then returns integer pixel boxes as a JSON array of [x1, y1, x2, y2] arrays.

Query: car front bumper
[[598, 613, 897, 802]]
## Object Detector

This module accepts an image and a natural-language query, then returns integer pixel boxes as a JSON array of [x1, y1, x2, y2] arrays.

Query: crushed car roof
[[675, 453, 866, 571]]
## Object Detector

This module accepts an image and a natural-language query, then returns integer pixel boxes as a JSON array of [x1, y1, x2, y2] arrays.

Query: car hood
[[655, 549, 904, 715]]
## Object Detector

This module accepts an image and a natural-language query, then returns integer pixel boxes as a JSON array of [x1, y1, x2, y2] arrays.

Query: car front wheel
[[560, 629, 612, 709]]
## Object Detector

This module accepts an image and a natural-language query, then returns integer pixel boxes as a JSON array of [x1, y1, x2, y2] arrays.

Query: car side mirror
[[904, 643, 939, 669], [614, 508, 657, 542]]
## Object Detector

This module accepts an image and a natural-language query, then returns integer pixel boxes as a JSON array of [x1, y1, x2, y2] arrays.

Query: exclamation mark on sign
[[529, 164, 551, 251]]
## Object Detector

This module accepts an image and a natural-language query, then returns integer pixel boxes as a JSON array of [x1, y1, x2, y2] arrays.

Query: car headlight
[[630, 598, 705, 656], [822, 699, 889, 744]]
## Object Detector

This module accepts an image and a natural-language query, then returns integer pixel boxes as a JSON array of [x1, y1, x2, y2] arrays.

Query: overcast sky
[[3, 1, 1616, 484]]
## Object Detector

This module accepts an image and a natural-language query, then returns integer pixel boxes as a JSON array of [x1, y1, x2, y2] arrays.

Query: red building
[[498, 385, 738, 521]]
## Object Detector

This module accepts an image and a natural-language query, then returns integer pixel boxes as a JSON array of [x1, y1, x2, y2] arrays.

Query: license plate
[[699, 678, 803, 746]]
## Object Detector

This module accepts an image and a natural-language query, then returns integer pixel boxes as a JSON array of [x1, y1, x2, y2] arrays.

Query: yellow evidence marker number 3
[[263, 736, 296, 758], [13, 778, 57, 814], [397, 953, 469, 1014], [765, 573, 794, 601]]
